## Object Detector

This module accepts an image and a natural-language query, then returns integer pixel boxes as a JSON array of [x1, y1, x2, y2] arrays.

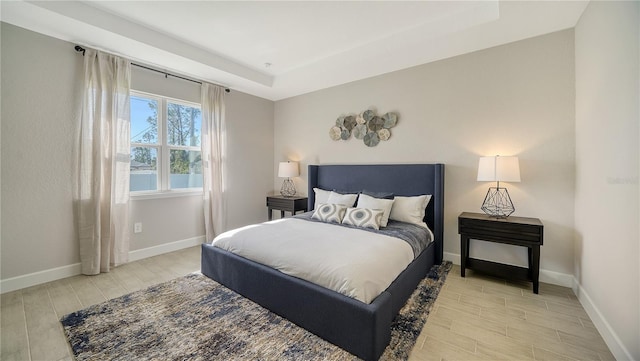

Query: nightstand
[[458, 212, 544, 293], [266, 193, 308, 221]]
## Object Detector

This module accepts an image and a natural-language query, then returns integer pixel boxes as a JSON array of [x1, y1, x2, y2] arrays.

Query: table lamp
[[278, 161, 299, 197], [477, 155, 520, 217]]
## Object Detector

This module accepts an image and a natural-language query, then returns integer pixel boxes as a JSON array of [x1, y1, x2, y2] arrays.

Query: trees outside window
[[130, 92, 202, 193]]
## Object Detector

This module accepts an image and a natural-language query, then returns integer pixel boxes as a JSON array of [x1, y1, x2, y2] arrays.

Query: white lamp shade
[[278, 161, 299, 178], [477, 156, 521, 182]]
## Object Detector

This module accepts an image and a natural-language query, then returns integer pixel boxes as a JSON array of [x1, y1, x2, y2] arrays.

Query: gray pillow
[[361, 189, 394, 200]]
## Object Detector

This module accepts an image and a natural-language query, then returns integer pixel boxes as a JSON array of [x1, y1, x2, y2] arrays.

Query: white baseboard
[[0, 236, 205, 294], [0, 263, 82, 294], [128, 236, 205, 262], [539, 268, 574, 288], [572, 278, 634, 361], [443, 252, 573, 287], [443, 252, 461, 265]]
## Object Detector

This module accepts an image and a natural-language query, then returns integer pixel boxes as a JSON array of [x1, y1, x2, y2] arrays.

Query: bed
[[201, 163, 444, 360]]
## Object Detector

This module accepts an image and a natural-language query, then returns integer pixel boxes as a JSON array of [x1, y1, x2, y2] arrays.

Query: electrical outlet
[[134, 222, 142, 233]]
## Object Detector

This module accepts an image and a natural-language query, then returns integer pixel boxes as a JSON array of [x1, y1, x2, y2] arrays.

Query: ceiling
[[1, 1, 588, 101]]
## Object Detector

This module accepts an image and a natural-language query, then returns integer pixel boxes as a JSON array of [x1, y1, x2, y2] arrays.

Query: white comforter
[[212, 218, 415, 304]]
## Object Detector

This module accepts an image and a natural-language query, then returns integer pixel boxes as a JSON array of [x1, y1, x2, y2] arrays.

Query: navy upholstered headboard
[[308, 163, 445, 264]]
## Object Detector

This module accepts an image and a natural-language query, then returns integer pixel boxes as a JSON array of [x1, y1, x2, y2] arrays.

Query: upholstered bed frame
[[201, 163, 444, 360]]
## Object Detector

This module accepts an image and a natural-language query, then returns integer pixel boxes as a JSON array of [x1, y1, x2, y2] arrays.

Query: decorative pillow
[[312, 203, 347, 224], [326, 191, 358, 207], [389, 195, 432, 228], [356, 193, 394, 227], [313, 188, 331, 209], [342, 207, 384, 230]]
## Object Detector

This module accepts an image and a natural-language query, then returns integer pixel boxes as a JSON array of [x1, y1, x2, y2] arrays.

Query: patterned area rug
[[61, 261, 451, 361]]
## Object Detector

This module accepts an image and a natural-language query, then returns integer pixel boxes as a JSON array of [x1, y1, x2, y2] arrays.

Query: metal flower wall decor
[[329, 110, 398, 147]]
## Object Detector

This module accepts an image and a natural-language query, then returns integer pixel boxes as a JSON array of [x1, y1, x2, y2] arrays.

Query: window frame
[[130, 90, 203, 199]]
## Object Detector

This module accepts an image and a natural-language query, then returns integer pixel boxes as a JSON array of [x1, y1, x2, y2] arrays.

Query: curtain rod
[[74, 45, 230, 93]]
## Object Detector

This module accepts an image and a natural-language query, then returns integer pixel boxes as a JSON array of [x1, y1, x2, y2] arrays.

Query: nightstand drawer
[[267, 197, 296, 209], [458, 213, 543, 245], [459, 219, 542, 244]]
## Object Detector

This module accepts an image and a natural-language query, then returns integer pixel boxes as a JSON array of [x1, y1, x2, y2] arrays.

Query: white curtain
[[201, 83, 227, 241], [74, 49, 131, 275]]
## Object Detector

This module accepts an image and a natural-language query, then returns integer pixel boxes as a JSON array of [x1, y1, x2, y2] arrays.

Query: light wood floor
[[1, 246, 612, 361], [1, 246, 201, 361], [410, 266, 614, 361]]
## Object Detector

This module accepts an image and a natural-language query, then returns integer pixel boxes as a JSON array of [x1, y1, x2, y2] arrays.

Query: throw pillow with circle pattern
[[312, 203, 347, 224], [342, 207, 384, 230]]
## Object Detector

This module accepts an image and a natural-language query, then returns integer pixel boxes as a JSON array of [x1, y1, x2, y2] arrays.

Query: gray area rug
[[61, 261, 451, 360]]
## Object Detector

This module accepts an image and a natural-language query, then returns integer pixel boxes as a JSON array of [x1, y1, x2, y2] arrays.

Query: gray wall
[[574, 1, 639, 359], [1, 22, 81, 278], [225, 91, 275, 230], [274, 30, 576, 280], [0, 22, 274, 279]]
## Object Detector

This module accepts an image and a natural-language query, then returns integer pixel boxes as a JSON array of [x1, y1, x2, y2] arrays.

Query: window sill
[[130, 189, 203, 201]]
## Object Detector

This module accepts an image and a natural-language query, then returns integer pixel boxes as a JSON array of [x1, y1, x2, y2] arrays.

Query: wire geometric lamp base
[[280, 178, 296, 197], [481, 187, 515, 218]]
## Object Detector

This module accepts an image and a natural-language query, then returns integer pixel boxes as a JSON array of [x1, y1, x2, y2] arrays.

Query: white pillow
[[312, 203, 347, 224], [342, 207, 384, 230], [326, 191, 358, 207], [313, 188, 331, 209], [389, 195, 432, 228], [356, 193, 394, 227]]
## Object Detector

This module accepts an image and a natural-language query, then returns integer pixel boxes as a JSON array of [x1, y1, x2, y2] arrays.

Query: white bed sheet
[[212, 218, 415, 304]]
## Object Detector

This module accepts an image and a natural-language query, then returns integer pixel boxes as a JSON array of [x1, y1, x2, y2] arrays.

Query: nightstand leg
[[528, 247, 533, 279], [460, 235, 469, 277], [281, 210, 285, 218], [268, 208, 273, 221], [532, 245, 540, 294]]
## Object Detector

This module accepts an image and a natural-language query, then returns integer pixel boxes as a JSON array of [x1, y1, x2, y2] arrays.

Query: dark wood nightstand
[[458, 212, 544, 293], [266, 193, 308, 221]]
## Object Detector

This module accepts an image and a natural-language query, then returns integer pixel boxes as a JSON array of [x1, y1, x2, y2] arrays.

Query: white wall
[[274, 30, 576, 282], [574, 2, 639, 360], [0, 23, 274, 285]]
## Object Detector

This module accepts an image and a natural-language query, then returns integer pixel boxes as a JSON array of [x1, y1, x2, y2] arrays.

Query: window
[[130, 91, 203, 194]]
